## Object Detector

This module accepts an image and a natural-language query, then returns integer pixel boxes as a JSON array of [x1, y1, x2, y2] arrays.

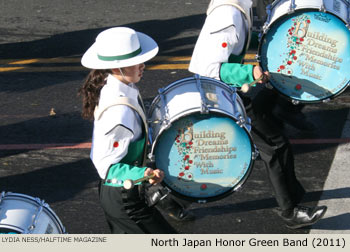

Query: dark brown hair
[[78, 69, 112, 120]]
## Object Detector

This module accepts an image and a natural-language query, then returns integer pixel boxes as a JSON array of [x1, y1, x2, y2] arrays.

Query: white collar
[[98, 74, 140, 111], [104, 74, 139, 100]]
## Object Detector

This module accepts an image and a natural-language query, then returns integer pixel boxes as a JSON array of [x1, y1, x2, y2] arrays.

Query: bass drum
[[0, 192, 66, 234], [148, 75, 258, 203], [258, 0, 350, 103]]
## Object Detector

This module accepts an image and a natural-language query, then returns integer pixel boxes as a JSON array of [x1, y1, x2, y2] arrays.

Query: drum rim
[[264, 82, 350, 103], [153, 112, 256, 203], [258, 9, 350, 103], [0, 191, 66, 233], [259, 8, 350, 44], [148, 75, 237, 117], [0, 224, 24, 233], [160, 75, 235, 94], [266, 1, 350, 26]]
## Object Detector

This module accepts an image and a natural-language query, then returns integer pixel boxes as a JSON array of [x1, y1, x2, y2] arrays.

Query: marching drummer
[[188, 0, 327, 229], [79, 27, 175, 233]]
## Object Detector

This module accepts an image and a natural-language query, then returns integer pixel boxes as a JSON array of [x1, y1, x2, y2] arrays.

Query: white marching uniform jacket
[[90, 74, 144, 179], [189, 0, 254, 85]]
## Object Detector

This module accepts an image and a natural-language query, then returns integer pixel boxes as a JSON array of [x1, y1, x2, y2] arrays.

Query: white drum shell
[[265, 0, 350, 30], [0, 192, 65, 234], [148, 76, 250, 156]]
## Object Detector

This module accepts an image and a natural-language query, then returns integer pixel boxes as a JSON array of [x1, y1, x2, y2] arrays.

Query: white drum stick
[[123, 174, 155, 190], [241, 75, 264, 93]]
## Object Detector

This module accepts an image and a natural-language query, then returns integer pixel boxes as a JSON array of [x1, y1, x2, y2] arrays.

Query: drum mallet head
[[123, 174, 155, 190], [241, 75, 264, 93]]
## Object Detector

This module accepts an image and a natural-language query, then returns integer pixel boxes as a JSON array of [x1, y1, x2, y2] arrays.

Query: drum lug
[[27, 203, 44, 234], [291, 99, 300, 105], [197, 199, 207, 204], [245, 117, 252, 132], [201, 104, 209, 114], [148, 153, 155, 162], [158, 88, 171, 125], [288, 0, 296, 14], [322, 98, 331, 103], [319, 4, 326, 13], [0, 191, 5, 204], [194, 74, 209, 114], [252, 147, 260, 160], [262, 23, 270, 35], [161, 119, 171, 130], [236, 116, 246, 127], [255, 54, 261, 63]]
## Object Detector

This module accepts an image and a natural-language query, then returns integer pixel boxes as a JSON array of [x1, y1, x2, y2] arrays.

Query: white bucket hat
[[81, 27, 159, 69]]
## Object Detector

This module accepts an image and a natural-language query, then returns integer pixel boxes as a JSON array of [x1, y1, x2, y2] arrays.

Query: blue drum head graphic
[[260, 11, 350, 102], [154, 113, 253, 202]]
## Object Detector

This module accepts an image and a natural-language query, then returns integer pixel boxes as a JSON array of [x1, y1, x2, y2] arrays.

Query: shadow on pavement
[[312, 213, 350, 231]]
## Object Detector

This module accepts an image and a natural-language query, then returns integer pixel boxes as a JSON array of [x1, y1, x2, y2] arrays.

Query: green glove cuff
[[220, 63, 254, 87], [104, 163, 147, 187]]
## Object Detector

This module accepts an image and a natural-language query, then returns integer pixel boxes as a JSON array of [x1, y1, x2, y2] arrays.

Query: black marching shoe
[[168, 209, 195, 222], [281, 205, 327, 229]]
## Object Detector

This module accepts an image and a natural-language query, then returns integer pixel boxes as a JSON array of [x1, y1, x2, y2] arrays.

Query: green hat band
[[98, 47, 142, 61]]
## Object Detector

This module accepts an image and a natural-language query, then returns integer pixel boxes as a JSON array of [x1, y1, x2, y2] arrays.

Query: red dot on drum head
[[222, 42, 227, 48], [201, 184, 207, 190]]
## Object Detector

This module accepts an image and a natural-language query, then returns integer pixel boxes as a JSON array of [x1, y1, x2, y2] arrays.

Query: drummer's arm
[[220, 64, 269, 86], [218, 24, 257, 87], [103, 126, 164, 186], [103, 126, 146, 185]]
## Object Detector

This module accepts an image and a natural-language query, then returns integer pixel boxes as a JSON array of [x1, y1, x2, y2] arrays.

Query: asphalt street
[[0, 0, 349, 234]]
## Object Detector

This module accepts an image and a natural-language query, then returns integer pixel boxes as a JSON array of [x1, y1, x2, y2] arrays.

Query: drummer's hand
[[253, 66, 270, 83], [144, 168, 164, 185]]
